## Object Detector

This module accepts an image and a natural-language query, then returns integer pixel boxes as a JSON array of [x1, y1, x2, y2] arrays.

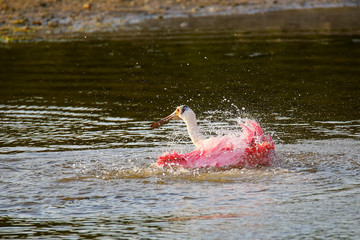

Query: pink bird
[[151, 105, 275, 168]]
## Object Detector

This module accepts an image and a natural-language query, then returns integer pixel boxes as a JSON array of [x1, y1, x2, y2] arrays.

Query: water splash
[[67, 159, 284, 184]]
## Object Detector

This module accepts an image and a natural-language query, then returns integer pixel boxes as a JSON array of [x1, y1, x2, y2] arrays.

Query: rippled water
[[0, 31, 359, 239]]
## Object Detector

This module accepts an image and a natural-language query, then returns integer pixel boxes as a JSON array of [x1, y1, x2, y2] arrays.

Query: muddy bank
[[1, 0, 360, 42]]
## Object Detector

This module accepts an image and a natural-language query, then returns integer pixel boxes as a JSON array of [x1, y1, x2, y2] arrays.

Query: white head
[[175, 105, 196, 121], [150, 105, 195, 128]]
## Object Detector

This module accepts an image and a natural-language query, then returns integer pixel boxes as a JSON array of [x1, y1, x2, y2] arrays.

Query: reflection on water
[[0, 104, 154, 153], [0, 31, 359, 239]]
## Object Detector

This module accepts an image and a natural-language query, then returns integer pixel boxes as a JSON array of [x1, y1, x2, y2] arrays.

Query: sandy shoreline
[[1, 0, 360, 42]]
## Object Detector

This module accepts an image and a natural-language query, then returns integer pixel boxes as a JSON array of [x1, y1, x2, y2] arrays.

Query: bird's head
[[150, 105, 194, 128]]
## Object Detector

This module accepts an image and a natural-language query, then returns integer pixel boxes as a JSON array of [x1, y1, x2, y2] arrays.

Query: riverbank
[[1, 0, 360, 42]]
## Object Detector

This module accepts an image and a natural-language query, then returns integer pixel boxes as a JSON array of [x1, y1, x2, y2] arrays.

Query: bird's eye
[[181, 105, 188, 114]]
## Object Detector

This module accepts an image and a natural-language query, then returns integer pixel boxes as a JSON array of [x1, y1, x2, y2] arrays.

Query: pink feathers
[[157, 120, 275, 168]]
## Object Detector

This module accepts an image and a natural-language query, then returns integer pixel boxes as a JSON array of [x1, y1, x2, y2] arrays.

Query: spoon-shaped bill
[[150, 111, 179, 128]]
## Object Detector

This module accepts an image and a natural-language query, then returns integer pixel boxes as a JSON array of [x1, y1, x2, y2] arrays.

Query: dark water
[[0, 30, 359, 239]]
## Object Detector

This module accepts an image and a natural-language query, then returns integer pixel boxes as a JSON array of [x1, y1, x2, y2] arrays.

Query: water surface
[[0, 30, 359, 239]]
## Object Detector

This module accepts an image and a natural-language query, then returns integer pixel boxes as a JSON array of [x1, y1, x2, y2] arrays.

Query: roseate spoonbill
[[151, 105, 275, 168]]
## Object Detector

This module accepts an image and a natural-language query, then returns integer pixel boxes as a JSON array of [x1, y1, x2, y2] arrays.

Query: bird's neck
[[183, 115, 205, 148]]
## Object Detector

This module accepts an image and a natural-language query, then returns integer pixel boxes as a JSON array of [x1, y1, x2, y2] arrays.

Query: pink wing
[[157, 120, 275, 168]]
